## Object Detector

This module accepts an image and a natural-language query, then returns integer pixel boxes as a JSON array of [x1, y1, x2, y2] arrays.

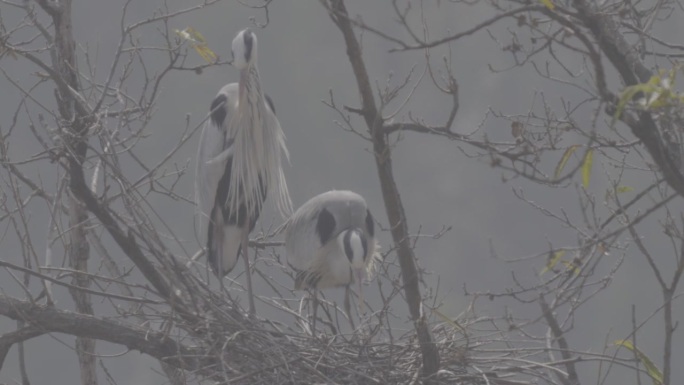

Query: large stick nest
[[165, 289, 543, 385]]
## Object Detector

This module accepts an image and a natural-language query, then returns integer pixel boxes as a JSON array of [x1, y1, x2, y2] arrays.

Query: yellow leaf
[[185, 27, 207, 44], [648, 73, 662, 86], [554, 145, 579, 180], [613, 82, 659, 125], [539, 0, 555, 10], [194, 45, 217, 63], [647, 90, 663, 107], [560, 260, 580, 276], [540, 250, 566, 275], [612, 66, 684, 126], [616, 186, 633, 194], [432, 308, 466, 333], [175, 27, 217, 64], [666, 65, 678, 88], [615, 339, 634, 349], [614, 340, 663, 385], [581, 148, 593, 188], [175, 28, 197, 43], [175, 27, 207, 44]]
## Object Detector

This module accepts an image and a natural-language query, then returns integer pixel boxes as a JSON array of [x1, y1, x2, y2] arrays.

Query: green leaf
[[539, 0, 555, 9], [554, 145, 579, 180], [581, 148, 594, 188], [614, 340, 663, 385], [616, 186, 633, 194], [540, 250, 566, 275]]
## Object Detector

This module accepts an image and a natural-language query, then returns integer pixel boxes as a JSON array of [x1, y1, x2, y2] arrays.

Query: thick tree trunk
[[326, 0, 440, 381], [68, 199, 97, 385], [37, 1, 98, 384]]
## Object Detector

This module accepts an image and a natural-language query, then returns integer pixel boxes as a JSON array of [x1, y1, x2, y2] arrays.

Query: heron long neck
[[226, 64, 292, 221], [238, 66, 266, 171], [239, 66, 264, 114]]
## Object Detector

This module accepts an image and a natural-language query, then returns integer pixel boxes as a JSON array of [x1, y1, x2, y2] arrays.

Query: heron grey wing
[[264, 94, 276, 115], [284, 194, 336, 272], [285, 191, 371, 271], [195, 90, 236, 237], [284, 209, 322, 272], [365, 208, 375, 239], [262, 97, 293, 217], [318, 190, 369, 233], [362, 207, 382, 274], [264, 101, 288, 161], [316, 191, 379, 266]]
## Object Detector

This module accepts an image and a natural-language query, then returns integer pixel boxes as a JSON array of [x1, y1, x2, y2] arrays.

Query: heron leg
[[356, 270, 366, 318], [219, 246, 226, 294], [344, 286, 356, 331], [242, 221, 256, 317], [311, 289, 318, 335]]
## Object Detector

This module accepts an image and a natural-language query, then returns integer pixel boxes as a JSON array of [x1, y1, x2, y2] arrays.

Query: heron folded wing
[[205, 140, 234, 166], [293, 268, 322, 290], [207, 206, 243, 277], [285, 211, 322, 272], [196, 124, 232, 238]]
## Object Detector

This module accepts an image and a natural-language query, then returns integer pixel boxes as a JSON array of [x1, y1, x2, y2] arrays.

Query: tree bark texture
[[37, 0, 98, 383], [0, 295, 205, 371], [326, 0, 441, 381]]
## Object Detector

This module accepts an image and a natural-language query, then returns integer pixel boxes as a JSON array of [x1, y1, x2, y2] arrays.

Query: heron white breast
[[337, 229, 367, 270]]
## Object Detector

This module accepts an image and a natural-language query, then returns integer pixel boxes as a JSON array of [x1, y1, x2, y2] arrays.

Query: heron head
[[231, 28, 256, 70], [338, 228, 368, 271]]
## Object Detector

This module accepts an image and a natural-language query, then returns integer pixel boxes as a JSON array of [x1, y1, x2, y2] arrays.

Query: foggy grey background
[[0, 0, 681, 384]]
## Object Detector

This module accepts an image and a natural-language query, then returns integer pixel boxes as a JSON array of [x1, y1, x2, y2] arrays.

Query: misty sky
[[0, 1, 682, 384]]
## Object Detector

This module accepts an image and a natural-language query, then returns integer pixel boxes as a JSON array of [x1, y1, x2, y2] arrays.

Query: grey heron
[[196, 28, 292, 316], [284, 190, 380, 330]]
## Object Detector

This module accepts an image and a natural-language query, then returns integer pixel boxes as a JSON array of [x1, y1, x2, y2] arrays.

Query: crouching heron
[[284, 190, 380, 331], [196, 28, 292, 316]]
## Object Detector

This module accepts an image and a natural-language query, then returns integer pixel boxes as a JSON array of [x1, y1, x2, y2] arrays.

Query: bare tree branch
[[0, 295, 206, 371], [0, 326, 45, 371], [324, 0, 440, 381]]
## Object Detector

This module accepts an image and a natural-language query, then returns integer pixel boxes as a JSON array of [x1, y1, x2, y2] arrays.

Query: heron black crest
[[316, 207, 336, 245], [243, 29, 254, 62], [342, 229, 368, 263], [210, 94, 227, 127], [365, 209, 375, 238]]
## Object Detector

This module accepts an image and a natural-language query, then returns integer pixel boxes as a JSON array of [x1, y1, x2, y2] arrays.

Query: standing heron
[[196, 28, 292, 316], [285, 190, 380, 330]]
